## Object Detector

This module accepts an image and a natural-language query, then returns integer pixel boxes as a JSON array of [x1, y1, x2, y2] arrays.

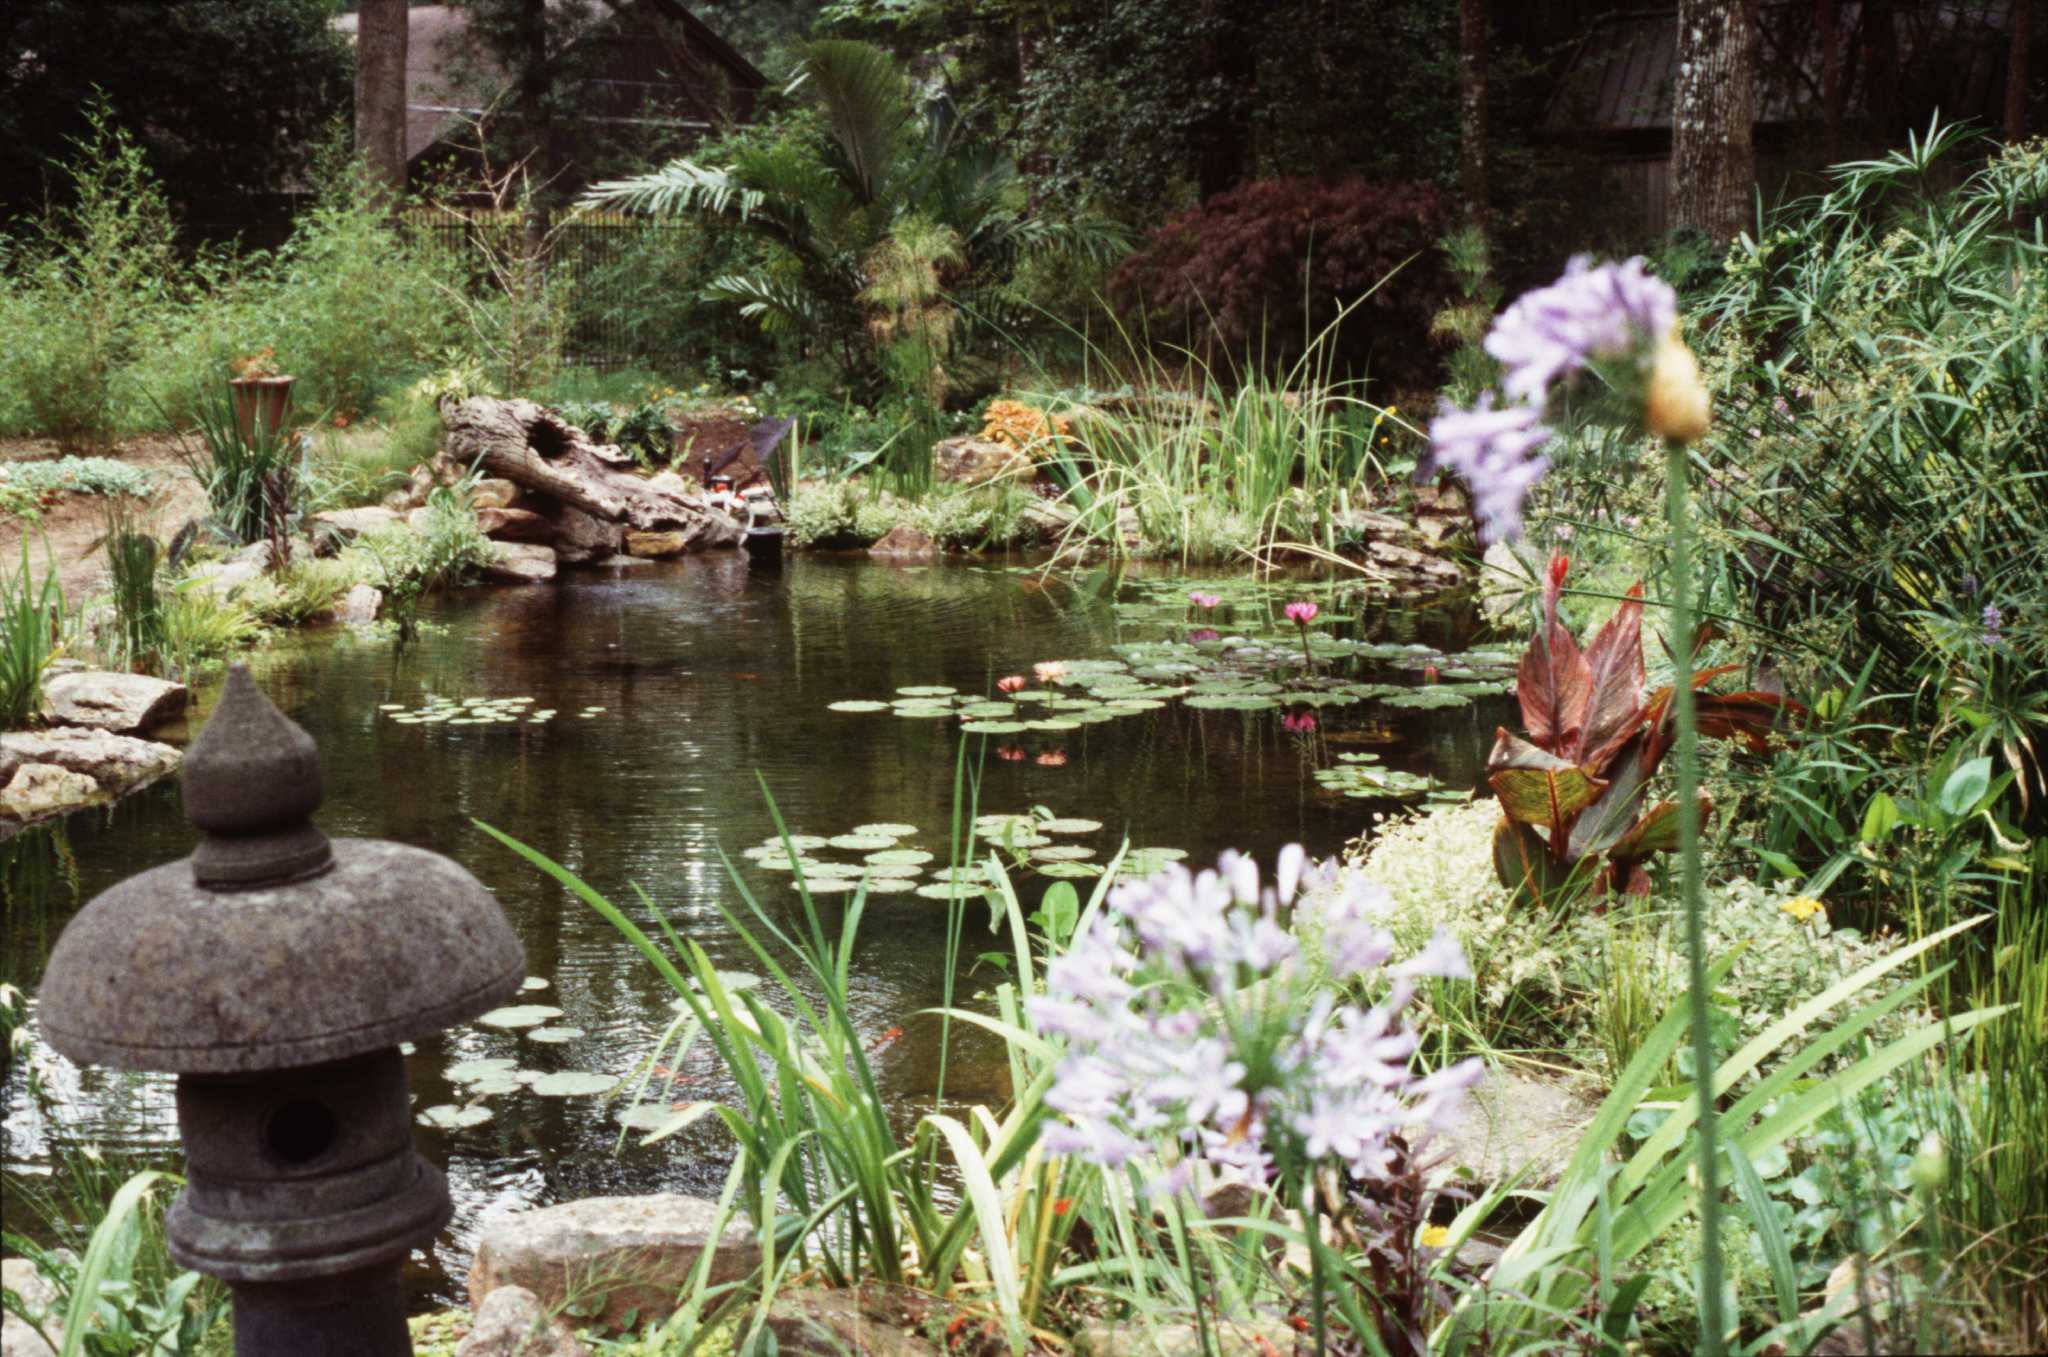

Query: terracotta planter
[[228, 376, 296, 443]]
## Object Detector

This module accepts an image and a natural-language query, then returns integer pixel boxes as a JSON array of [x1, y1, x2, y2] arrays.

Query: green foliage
[[157, 582, 265, 670], [1688, 125, 2048, 815], [1, 539, 63, 727], [355, 488, 491, 641], [0, 104, 177, 449], [554, 396, 675, 466], [1, 1163, 226, 1357], [302, 423, 428, 515], [782, 479, 904, 547], [583, 40, 1125, 406]]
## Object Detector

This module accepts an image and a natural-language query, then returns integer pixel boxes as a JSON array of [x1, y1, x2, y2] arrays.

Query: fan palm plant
[[580, 40, 1124, 401]]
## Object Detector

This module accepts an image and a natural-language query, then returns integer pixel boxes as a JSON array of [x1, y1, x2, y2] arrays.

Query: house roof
[[333, 1, 765, 165], [1548, 2, 2009, 136]]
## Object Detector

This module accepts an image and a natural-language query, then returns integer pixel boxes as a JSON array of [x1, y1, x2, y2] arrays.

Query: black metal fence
[[397, 211, 743, 373]]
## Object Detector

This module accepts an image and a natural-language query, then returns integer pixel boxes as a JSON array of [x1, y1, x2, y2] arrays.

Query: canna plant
[[1488, 552, 1801, 906]]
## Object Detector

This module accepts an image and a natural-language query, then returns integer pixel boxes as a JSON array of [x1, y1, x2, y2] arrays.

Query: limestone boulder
[[480, 543, 558, 585], [39, 672, 186, 735], [308, 506, 404, 541], [334, 584, 383, 625], [552, 508, 624, 565], [477, 508, 555, 543], [470, 478, 522, 511], [183, 558, 266, 599], [623, 530, 688, 559], [453, 1285, 587, 1357], [1077, 1314, 1302, 1356], [766, 1286, 950, 1357], [2, 1254, 67, 1357], [868, 524, 936, 561], [0, 763, 102, 824], [0, 728, 180, 799], [467, 1194, 754, 1336], [932, 436, 1034, 486]]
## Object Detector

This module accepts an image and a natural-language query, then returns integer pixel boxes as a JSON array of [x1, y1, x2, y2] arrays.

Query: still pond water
[[2, 553, 1505, 1305]]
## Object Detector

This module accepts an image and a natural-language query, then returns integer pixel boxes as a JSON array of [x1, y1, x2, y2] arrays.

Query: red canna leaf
[[1487, 730, 1605, 832], [1516, 622, 1592, 753], [1576, 584, 1647, 768]]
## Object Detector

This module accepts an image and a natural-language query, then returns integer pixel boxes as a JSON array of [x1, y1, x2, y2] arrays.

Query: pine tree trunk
[[2009, 0, 2033, 142], [1671, 0, 1757, 244], [354, 0, 409, 204], [1818, 0, 1844, 163], [1461, 0, 1489, 223]]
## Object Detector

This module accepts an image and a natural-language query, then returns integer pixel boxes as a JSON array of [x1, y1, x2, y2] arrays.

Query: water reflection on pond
[[2, 553, 1504, 1305]]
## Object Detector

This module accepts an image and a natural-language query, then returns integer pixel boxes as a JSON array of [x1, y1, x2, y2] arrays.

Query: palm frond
[[800, 40, 917, 207], [705, 273, 819, 333], [579, 159, 764, 221]]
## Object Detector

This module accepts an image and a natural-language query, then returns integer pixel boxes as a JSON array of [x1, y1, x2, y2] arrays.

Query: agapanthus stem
[[1665, 435, 1725, 1357]]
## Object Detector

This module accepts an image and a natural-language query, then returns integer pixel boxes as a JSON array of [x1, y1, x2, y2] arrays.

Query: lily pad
[[829, 833, 897, 851], [1032, 845, 1097, 862], [896, 685, 958, 697], [1025, 718, 1081, 731], [1035, 861, 1102, 878], [796, 878, 857, 894], [530, 1071, 618, 1098], [617, 1103, 682, 1131], [520, 977, 550, 991], [867, 848, 934, 866], [1040, 818, 1103, 834], [465, 1072, 521, 1097], [960, 720, 1029, 734], [828, 700, 890, 713], [418, 1104, 494, 1130], [526, 1026, 585, 1043], [446, 1057, 518, 1083], [476, 1005, 563, 1030], [916, 881, 990, 900], [852, 823, 916, 838]]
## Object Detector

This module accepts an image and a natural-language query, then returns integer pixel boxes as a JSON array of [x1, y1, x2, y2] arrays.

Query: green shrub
[[304, 422, 426, 513], [158, 581, 265, 668], [783, 480, 904, 548], [0, 105, 177, 448]]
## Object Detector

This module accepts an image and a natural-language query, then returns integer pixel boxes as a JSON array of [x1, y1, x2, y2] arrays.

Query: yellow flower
[[1782, 895, 1825, 923], [1420, 1224, 1451, 1249]]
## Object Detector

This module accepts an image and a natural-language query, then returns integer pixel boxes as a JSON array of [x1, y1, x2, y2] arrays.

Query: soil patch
[[0, 437, 208, 599]]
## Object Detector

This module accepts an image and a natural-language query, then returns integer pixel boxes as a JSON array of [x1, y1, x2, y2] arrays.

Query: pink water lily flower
[[1283, 601, 1319, 625], [1281, 711, 1318, 734], [1189, 591, 1221, 608], [997, 675, 1027, 693], [1034, 661, 1067, 683]]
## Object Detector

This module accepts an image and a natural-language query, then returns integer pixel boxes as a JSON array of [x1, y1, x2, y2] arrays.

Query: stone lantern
[[38, 665, 526, 1356]]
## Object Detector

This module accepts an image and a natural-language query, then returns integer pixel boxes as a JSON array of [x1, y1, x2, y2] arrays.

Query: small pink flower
[[1281, 711, 1318, 734], [1034, 661, 1067, 683], [1283, 601, 1319, 626], [997, 675, 1027, 693], [1189, 627, 1220, 643], [1035, 749, 1069, 767], [1189, 591, 1221, 608]]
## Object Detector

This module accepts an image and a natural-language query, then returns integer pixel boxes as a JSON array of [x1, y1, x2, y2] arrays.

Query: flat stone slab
[[623, 529, 688, 558], [481, 542, 559, 584], [467, 1194, 754, 1335], [1429, 1069, 1602, 1194], [0, 728, 180, 833], [39, 671, 186, 734], [478, 507, 554, 543]]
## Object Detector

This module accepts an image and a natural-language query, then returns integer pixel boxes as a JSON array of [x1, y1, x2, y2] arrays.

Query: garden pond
[[2, 553, 1513, 1305]]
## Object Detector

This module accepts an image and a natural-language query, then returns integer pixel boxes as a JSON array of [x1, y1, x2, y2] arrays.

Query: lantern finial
[[184, 663, 331, 888]]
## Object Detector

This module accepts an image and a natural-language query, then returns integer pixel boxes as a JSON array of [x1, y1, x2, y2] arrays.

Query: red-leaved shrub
[[1112, 177, 1453, 390]]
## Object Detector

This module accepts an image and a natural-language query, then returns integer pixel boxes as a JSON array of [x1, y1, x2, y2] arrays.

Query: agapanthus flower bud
[[1646, 332, 1711, 442]]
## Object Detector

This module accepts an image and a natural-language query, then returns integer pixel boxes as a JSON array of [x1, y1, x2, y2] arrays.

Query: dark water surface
[[2, 554, 1501, 1305]]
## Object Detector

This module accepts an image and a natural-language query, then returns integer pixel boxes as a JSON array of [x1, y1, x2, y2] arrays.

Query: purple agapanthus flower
[[1426, 395, 1553, 544], [1027, 845, 1482, 1191], [1983, 603, 2003, 646], [1485, 255, 1678, 404]]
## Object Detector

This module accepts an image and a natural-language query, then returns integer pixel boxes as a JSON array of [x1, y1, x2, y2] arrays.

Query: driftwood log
[[441, 396, 742, 546]]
